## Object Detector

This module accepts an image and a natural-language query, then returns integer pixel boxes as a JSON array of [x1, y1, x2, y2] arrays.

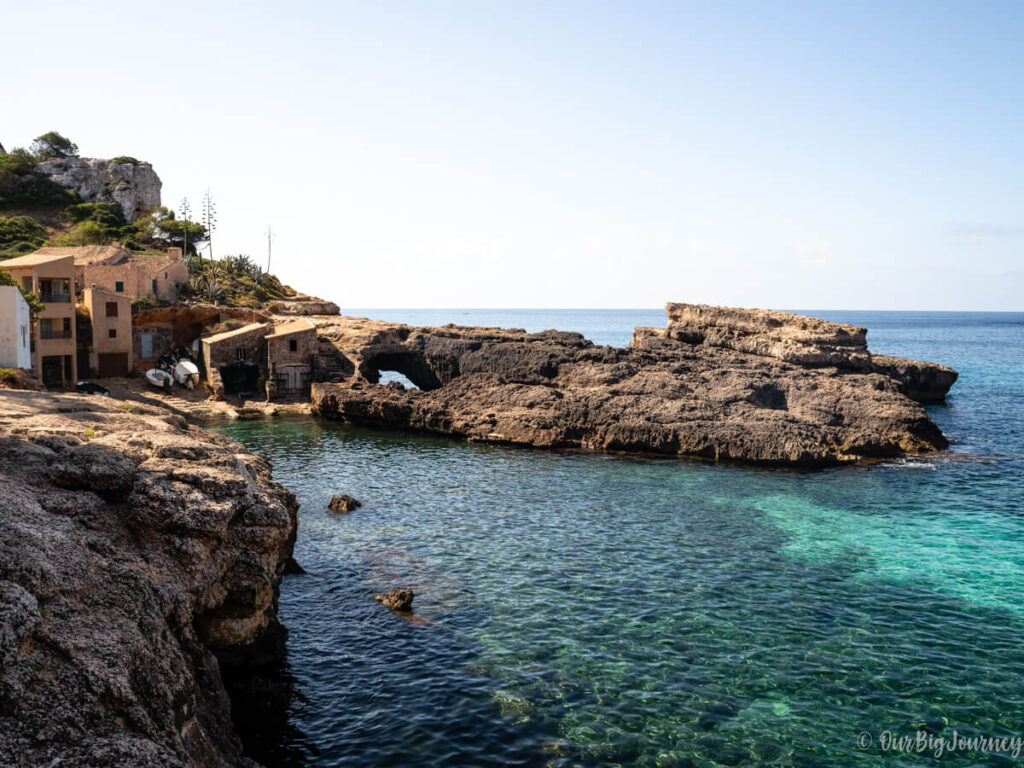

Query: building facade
[[82, 287, 133, 377], [265, 319, 317, 397], [0, 252, 77, 387], [201, 322, 270, 398], [0, 286, 31, 370]]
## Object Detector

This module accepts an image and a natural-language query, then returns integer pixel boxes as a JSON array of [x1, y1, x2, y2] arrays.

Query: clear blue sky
[[4, 1, 1022, 309]]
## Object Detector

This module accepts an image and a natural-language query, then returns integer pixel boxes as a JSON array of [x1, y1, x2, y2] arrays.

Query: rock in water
[[309, 303, 957, 468], [328, 494, 362, 513], [0, 390, 298, 767], [375, 588, 414, 611]]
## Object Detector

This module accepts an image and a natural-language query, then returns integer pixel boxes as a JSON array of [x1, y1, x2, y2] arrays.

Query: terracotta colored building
[[29, 244, 189, 302], [82, 287, 133, 377], [1, 251, 77, 387]]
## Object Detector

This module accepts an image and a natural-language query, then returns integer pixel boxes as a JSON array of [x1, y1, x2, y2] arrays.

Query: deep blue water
[[215, 309, 1024, 767]]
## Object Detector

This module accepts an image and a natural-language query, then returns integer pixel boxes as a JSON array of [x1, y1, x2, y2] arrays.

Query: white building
[[0, 285, 32, 370]]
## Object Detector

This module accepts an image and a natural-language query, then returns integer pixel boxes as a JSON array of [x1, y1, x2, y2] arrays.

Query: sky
[[3, 0, 1022, 310]]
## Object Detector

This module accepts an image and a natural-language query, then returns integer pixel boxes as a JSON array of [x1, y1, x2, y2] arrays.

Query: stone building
[[265, 319, 317, 398], [82, 288, 133, 377], [29, 244, 189, 302], [0, 285, 31, 370], [201, 323, 270, 398], [0, 252, 77, 387]]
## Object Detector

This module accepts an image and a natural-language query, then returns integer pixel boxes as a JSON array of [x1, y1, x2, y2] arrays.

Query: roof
[[0, 251, 75, 268], [129, 252, 177, 270], [203, 322, 270, 344], [265, 319, 316, 339], [32, 246, 131, 266]]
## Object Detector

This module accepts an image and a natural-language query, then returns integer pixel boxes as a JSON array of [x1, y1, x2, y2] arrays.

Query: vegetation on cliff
[[0, 132, 208, 258]]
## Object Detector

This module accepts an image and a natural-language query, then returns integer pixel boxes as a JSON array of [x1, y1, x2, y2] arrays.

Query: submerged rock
[[375, 587, 414, 611], [328, 494, 362, 513], [0, 390, 298, 767], [309, 303, 957, 468]]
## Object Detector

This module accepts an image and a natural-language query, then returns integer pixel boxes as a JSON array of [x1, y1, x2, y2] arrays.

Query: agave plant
[[204, 278, 226, 304], [188, 274, 206, 295], [183, 252, 202, 275]]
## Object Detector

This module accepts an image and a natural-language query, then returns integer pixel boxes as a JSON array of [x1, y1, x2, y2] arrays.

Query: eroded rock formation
[[35, 156, 162, 222], [0, 391, 297, 767], [309, 304, 956, 467]]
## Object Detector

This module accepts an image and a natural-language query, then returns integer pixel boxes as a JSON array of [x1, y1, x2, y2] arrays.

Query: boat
[[173, 359, 200, 390], [145, 369, 174, 389]]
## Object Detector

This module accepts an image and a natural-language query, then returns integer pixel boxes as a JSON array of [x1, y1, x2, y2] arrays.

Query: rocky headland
[[0, 391, 297, 767], [309, 303, 957, 467], [35, 156, 162, 222]]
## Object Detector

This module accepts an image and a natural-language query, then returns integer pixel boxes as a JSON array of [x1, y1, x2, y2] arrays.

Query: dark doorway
[[41, 356, 63, 388], [98, 353, 130, 378], [220, 362, 261, 396]]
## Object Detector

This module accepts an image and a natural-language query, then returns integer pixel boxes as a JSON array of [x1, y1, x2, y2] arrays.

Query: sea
[[212, 309, 1024, 767]]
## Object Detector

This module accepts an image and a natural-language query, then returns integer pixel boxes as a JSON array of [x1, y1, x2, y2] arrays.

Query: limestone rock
[[0, 391, 297, 767], [35, 156, 162, 222], [327, 494, 361, 513], [309, 305, 957, 468], [374, 588, 414, 611]]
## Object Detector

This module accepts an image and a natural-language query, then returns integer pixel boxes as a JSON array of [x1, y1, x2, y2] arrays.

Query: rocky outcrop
[[0, 391, 297, 767], [271, 298, 340, 316], [653, 303, 958, 403], [309, 305, 956, 467], [35, 156, 162, 222], [663, 303, 872, 368]]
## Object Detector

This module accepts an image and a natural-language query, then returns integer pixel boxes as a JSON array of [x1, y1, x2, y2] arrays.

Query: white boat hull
[[146, 369, 173, 389], [173, 360, 200, 390]]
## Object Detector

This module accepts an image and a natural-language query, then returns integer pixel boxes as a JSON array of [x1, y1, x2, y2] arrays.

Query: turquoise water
[[215, 310, 1024, 767]]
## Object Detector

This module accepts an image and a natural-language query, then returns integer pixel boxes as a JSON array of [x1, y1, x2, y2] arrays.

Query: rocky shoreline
[[308, 304, 957, 467], [0, 391, 297, 767]]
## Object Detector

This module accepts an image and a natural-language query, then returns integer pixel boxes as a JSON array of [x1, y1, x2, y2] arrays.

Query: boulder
[[327, 494, 361, 513], [374, 588, 414, 611]]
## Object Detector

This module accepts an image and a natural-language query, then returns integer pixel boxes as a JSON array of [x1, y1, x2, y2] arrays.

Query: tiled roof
[[265, 319, 316, 338], [203, 322, 270, 344], [129, 252, 177, 270]]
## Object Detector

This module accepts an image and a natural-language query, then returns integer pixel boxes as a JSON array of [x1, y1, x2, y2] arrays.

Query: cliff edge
[[0, 391, 297, 767]]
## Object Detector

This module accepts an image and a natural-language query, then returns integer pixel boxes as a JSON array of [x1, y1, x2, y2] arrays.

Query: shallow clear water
[[214, 310, 1024, 767]]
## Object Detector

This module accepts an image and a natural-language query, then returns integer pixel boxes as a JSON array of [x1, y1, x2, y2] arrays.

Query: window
[[108, 328, 117, 339], [152, 279, 158, 295], [164, 272, 168, 278], [115, 281, 124, 292], [21, 277, 32, 293], [236, 348, 246, 361], [105, 301, 118, 317], [20, 325, 27, 347], [289, 339, 298, 352]]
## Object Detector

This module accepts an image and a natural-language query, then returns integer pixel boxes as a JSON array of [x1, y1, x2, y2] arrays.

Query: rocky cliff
[[0, 391, 297, 767], [36, 157, 162, 222], [309, 304, 956, 467]]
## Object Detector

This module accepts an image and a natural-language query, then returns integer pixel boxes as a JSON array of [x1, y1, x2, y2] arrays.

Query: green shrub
[[0, 367, 23, 387], [132, 297, 157, 311], [0, 215, 46, 256], [55, 221, 110, 246], [110, 156, 139, 165]]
